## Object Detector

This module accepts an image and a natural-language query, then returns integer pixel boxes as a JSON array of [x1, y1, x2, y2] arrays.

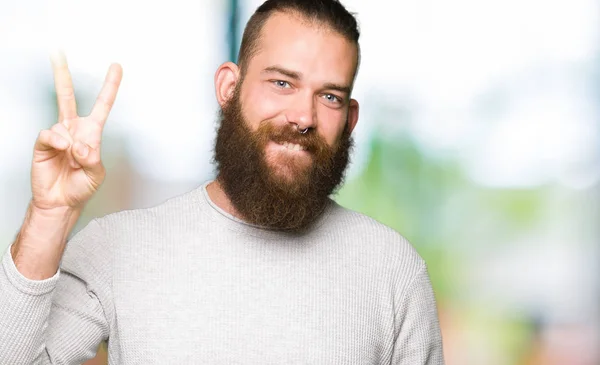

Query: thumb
[[72, 141, 105, 178]]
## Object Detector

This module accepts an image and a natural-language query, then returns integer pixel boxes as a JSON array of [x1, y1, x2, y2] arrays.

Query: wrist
[[11, 203, 81, 280], [15, 202, 80, 253], [29, 202, 80, 219]]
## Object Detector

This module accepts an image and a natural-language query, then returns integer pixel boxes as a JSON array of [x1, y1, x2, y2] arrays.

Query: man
[[0, 0, 444, 364]]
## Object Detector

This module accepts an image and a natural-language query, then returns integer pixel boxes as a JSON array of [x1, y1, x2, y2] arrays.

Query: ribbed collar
[[195, 180, 335, 240]]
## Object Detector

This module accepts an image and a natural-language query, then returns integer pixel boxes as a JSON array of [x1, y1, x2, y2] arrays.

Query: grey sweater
[[0, 182, 444, 364]]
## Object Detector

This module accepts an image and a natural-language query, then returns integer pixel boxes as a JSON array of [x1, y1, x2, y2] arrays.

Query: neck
[[206, 178, 246, 221]]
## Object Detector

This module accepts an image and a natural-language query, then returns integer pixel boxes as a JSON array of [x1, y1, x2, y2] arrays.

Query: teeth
[[280, 142, 305, 151]]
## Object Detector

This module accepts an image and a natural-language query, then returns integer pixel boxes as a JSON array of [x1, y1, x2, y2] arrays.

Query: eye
[[273, 80, 291, 89], [323, 93, 342, 104]]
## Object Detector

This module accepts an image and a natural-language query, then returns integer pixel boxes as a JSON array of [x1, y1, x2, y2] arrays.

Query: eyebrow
[[322, 82, 351, 95], [262, 65, 352, 95], [262, 66, 301, 80]]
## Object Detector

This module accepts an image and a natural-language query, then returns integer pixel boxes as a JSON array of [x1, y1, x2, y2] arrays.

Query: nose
[[286, 92, 317, 132]]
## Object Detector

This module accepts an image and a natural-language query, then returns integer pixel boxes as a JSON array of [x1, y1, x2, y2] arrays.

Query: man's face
[[237, 12, 359, 182], [213, 12, 359, 231]]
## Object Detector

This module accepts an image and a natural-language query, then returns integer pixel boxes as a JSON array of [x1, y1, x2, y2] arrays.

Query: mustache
[[254, 122, 329, 155]]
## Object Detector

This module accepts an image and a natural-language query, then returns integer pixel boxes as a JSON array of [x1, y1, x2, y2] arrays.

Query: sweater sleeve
[[0, 219, 112, 365], [391, 264, 445, 365]]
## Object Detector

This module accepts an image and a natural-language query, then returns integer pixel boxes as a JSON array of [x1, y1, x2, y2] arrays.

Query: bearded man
[[0, 0, 445, 364]]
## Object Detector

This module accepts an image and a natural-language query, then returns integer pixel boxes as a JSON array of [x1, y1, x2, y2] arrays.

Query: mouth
[[277, 141, 307, 152], [266, 140, 311, 159]]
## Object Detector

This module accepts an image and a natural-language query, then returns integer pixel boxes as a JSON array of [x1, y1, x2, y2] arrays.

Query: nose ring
[[296, 125, 309, 134]]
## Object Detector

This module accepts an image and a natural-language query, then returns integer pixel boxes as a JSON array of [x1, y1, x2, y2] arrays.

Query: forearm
[[1, 218, 110, 365], [11, 202, 81, 280], [0, 247, 57, 365]]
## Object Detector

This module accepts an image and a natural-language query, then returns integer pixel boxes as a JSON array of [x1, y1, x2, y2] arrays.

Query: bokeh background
[[1, 0, 598, 364]]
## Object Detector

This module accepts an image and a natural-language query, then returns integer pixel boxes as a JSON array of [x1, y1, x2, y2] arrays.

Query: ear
[[346, 99, 360, 134], [214, 62, 240, 107]]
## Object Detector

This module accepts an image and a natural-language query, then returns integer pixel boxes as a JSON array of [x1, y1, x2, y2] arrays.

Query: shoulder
[[325, 200, 425, 275], [93, 185, 206, 234]]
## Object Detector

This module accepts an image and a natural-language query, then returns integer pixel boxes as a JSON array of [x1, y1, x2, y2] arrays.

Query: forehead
[[247, 12, 358, 85]]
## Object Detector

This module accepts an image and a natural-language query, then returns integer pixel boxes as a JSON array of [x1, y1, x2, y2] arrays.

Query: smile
[[278, 141, 307, 151]]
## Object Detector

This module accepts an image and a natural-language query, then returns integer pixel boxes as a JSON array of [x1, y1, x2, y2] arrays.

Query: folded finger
[[50, 123, 81, 168], [35, 129, 70, 152], [71, 141, 104, 181], [50, 122, 74, 144]]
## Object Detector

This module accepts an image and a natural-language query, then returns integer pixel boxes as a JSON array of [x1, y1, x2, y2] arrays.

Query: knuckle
[[57, 88, 75, 100], [50, 123, 73, 139], [50, 123, 64, 133], [38, 129, 51, 140], [100, 96, 114, 109], [88, 151, 101, 165]]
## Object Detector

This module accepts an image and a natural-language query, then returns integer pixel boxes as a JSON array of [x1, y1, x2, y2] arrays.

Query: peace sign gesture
[[31, 52, 123, 211]]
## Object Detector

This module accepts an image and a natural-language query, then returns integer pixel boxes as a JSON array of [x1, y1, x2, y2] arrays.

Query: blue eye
[[323, 94, 341, 104], [273, 80, 290, 88]]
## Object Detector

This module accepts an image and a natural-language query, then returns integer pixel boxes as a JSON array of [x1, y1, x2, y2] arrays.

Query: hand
[[31, 51, 123, 211]]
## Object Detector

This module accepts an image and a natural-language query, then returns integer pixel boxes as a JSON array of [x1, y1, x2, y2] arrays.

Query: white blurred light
[[45, 0, 227, 182], [344, 0, 599, 188], [465, 88, 599, 188]]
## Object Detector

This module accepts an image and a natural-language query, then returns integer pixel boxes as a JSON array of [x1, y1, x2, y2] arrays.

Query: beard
[[213, 83, 353, 232]]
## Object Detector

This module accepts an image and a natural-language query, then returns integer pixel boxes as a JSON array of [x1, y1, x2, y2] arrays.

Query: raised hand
[[31, 52, 123, 211]]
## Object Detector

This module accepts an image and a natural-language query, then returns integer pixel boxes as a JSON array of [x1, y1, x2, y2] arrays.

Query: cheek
[[241, 83, 285, 129], [316, 106, 347, 146]]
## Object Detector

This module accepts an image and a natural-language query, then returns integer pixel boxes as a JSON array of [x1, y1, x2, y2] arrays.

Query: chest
[[110, 243, 395, 364]]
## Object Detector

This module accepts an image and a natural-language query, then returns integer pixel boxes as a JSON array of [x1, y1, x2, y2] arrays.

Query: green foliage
[[335, 130, 549, 303]]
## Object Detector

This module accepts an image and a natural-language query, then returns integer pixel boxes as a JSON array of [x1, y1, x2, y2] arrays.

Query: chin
[[269, 161, 309, 182]]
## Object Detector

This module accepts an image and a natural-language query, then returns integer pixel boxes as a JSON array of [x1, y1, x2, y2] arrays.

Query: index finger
[[50, 50, 78, 122], [89, 63, 123, 126]]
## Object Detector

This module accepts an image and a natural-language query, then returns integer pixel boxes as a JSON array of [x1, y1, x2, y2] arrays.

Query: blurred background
[[1, 0, 598, 364]]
